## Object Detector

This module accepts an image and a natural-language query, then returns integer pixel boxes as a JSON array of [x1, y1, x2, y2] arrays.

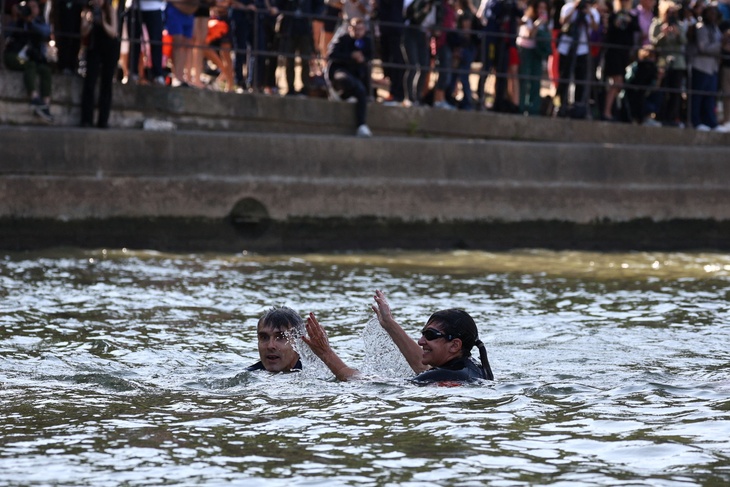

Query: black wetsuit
[[411, 357, 486, 384], [246, 359, 303, 372]]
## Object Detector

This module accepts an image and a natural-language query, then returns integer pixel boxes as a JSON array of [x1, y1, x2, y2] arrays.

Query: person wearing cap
[[303, 290, 495, 384], [247, 306, 304, 372]]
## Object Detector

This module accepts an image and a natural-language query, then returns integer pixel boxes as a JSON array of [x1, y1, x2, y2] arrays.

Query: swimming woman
[[302, 290, 494, 384]]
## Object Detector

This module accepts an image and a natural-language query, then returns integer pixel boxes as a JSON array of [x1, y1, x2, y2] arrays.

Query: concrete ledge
[[3, 126, 730, 224], [2, 70, 730, 145], [3, 69, 730, 251]]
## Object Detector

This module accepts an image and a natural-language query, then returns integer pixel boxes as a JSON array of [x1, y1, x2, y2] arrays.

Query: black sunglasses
[[421, 327, 456, 341]]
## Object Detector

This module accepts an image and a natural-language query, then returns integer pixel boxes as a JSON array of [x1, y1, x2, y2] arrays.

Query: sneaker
[[356, 124, 372, 137], [696, 124, 711, 131], [642, 118, 662, 127], [153, 76, 166, 86], [34, 105, 54, 124], [714, 123, 730, 133], [433, 100, 456, 110]]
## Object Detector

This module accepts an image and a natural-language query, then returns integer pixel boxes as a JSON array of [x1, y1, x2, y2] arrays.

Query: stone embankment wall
[[2, 71, 730, 251]]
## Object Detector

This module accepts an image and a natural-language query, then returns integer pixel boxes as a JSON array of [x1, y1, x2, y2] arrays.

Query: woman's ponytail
[[475, 339, 494, 380]]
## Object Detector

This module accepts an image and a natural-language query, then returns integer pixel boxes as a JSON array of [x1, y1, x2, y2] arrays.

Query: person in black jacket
[[327, 16, 373, 136]]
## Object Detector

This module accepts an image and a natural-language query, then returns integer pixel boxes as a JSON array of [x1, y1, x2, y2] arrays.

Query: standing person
[[302, 289, 495, 384], [247, 306, 304, 373], [127, 0, 166, 85], [377, 0, 406, 105], [3, 0, 54, 123], [80, 0, 120, 128], [166, 0, 199, 86], [327, 16, 373, 135], [188, 0, 213, 87], [247, 0, 279, 91], [402, 0, 437, 105], [260, 0, 281, 93], [633, 0, 656, 47], [555, 0, 600, 117], [432, 0, 457, 109], [50, 0, 83, 75], [689, 3, 722, 130], [229, 0, 253, 91], [447, 9, 478, 109], [549, 0, 566, 94], [516, 0, 551, 115], [601, 0, 640, 121], [278, 0, 323, 95], [206, 0, 236, 91], [650, 0, 687, 127], [476, 0, 522, 112], [718, 18, 730, 131]]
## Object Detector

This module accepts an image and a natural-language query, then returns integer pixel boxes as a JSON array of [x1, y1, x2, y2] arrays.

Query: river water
[[1, 248, 729, 486]]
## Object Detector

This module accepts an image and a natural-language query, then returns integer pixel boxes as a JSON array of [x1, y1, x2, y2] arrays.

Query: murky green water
[[1, 249, 729, 486]]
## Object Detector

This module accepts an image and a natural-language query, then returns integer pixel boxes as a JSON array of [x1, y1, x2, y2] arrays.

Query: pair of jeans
[[690, 68, 718, 128], [82, 33, 121, 127], [4, 52, 52, 98], [518, 47, 543, 115], [434, 44, 453, 91], [447, 45, 475, 109], [402, 25, 428, 103], [557, 52, 588, 111], [281, 33, 313, 93], [330, 68, 369, 126], [379, 25, 405, 101]]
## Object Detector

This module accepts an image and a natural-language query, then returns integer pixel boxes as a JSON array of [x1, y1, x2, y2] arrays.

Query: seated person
[[326, 16, 373, 137], [3, 0, 54, 123], [303, 290, 494, 384], [247, 306, 304, 373]]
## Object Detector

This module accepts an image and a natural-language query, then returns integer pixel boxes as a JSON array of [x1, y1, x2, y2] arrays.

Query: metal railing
[[2, 0, 728, 127]]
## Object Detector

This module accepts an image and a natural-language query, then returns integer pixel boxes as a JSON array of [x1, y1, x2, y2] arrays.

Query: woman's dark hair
[[426, 309, 494, 380], [258, 306, 304, 334]]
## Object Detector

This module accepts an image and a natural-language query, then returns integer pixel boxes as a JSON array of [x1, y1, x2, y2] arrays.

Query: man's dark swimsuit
[[411, 357, 487, 384], [246, 359, 303, 372]]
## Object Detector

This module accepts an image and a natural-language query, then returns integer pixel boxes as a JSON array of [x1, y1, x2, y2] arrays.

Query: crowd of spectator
[[1, 0, 730, 132]]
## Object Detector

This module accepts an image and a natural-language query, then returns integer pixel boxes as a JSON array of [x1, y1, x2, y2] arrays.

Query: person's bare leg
[[172, 34, 190, 84]]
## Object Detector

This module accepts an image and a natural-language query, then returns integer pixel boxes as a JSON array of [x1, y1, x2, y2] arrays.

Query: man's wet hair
[[258, 306, 304, 334]]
